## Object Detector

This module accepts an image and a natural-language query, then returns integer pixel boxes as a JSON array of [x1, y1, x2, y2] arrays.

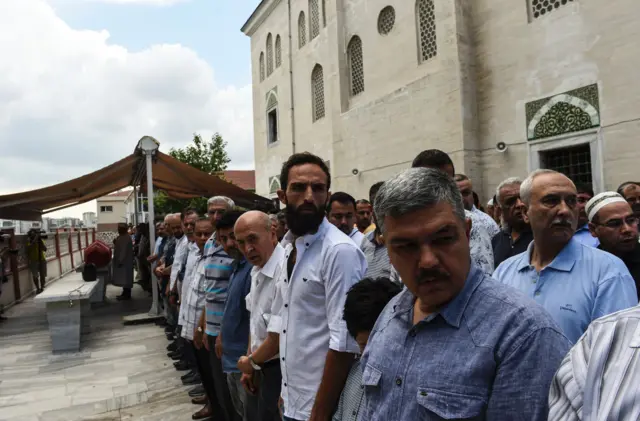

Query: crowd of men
[[138, 149, 640, 420]]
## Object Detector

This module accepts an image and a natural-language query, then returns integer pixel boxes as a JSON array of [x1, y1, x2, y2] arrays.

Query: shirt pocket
[[362, 363, 382, 388], [416, 388, 485, 420]]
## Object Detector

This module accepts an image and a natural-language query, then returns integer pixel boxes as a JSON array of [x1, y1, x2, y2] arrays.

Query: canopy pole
[[139, 138, 159, 316], [133, 185, 139, 225]]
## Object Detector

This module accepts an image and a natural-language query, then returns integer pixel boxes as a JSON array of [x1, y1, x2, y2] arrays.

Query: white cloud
[[0, 0, 255, 218], [62, 0, 189, 5]]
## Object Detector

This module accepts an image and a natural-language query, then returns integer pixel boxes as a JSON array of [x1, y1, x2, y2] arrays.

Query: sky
[[0, 0, 260, 219]]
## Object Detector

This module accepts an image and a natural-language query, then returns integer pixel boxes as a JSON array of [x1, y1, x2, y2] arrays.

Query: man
[[361, 182, 400, 284], [587, 191, 640, 299], [332, 278, 401, 421], [618, 181, 640, 219], [412, 150, 496, 274], [491, 177, 534, 268], [276, 153, 367, 421], [573, 184, 599, 247], [215, 210, 252, 421], [486, 198, 495, 221], [494, 169, 637, 343], [327, 192, 365, 247], [355, 199, 375, 235], [167, 211, 193, 328], [548, 305, 640, 420], [235, 211, 285, 421], [26, 228, 47, 294], [454, 174, 500, 238], [196, 196, 237, 421], [159, 214, 183, 330], [275, 211, 287, 242], [112, 223, 134, 300], [362, 167, 571, 420]]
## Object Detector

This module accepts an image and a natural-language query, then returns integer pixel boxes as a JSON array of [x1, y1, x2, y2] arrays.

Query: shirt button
[[352, 410, 357, 416], [409, 330, 416, 338], [395, 378, 402, 386], [284, 383, 287, 387], [282, 357, 285, 361], [284, 304, 288, 308], [535, 291, 541, 296], [283, 329, 286, 334], [420, 391, 428, 397]]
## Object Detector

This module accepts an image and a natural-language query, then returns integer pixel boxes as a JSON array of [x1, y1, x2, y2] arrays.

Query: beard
[[286, 202, 326, 237]]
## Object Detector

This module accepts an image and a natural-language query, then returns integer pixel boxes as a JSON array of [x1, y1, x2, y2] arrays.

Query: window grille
[[311, 65, 325, 122], [529, 0, 573, 20], [378, 6, 396, 35], [298, 12, 307, 48], [259, 52, 265, 81], [348, 36, 364, 96], [541, 144, 592, 185], [275, 35, 282, 68], [266, 34, 274, 76], [310, 0, 320, 40], [416, 0, 437, 63]]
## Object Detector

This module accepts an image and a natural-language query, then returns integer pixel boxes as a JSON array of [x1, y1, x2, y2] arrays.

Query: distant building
[[222, 170, 256, 192], [124, 190, 148, 225], [96, 190, 129, 232], [82, 212, 97, 228]]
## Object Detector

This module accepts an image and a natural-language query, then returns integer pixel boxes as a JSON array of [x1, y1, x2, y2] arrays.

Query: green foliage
[[152, 133, 230, 218]]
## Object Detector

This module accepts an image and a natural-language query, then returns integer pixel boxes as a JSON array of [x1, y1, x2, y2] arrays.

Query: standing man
[[586, 192, 640, 299], [454, 174, 500, 238], [573, 184, 599, 247], [491, 177, 533, 268], [327, 192, 364, 247], [26, 228, 47, 294], [235, 211, 286, 421], [112, 223, 134, 300], [494, 169, 637, 343], [276, 153, 367, 421], [412, 150, 496, 274], [618, 181, 640, 219], [355, 200, 375, 235], [362, 167, 571, 421], [275, 211, 287, 242]]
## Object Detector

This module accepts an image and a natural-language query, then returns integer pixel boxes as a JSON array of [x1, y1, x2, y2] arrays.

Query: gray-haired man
[[360, 167, 571, 421]]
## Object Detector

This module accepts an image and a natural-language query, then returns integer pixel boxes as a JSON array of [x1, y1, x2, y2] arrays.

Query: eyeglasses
[[502, 195, 522, 208], [594, 216, 639, 229], [208, 209, 226, 216], [626, 197, 640, 205]]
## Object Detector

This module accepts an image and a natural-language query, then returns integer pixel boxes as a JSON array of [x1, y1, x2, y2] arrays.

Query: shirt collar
[[282, 218, 329, 250], [349, 227, 359, 237], [259, 243, 285, 279], [576, 224, 590, 233], [391, 264, 485, 329], [517, 237, 578, 272]]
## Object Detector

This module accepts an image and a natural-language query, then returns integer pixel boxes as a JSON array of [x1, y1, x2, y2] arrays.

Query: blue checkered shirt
[[203, 235, 234, 337]]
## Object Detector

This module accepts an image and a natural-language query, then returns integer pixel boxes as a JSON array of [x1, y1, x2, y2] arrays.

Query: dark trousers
[[245, 360, 282, 421], [193, 341, 223, 415], [207, 335, 237, 421]]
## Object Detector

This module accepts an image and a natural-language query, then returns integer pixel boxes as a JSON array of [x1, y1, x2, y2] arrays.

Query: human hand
[[194, 329, 203, 350], [240, 372, 257, 395], [162, 266, 171, 276], [203, 334, 210, 351], [215, 335, 223, 359], [237, 356, 254, 375], [278, 396, 284, 418]]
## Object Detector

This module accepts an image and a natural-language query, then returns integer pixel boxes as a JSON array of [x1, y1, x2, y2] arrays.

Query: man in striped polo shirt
[[195, 196, 237, 421]]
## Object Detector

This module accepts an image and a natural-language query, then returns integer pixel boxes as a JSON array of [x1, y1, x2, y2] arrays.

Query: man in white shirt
[[234, 211, 286, 421], [327, 192, 365, 247], [275, 153, 367, 421]]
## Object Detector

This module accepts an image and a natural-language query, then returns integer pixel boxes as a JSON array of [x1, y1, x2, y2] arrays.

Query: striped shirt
[[549, 305, 640, 421], [203, 236, 234, 337], [169, 235, 188, 290], [178, 242, 200, 329], [180, 250, 205, 341], [332, 359, 364, 421], [360, 231, 400, 284]]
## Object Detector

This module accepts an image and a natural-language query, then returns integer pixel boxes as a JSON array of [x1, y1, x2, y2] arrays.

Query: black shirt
[[491, 228, 534, 269], [598, 243, 640, 301]]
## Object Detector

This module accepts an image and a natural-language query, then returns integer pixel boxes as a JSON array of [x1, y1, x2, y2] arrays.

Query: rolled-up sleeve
[[323, 243, 367, 352]]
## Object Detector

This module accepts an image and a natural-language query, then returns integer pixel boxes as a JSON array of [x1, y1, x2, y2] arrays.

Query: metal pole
[[133, 185, 139, 225], [145, 151, 159, 316]]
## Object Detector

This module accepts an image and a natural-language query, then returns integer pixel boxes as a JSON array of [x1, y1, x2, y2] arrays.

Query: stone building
[[241, 0, 640, 202]]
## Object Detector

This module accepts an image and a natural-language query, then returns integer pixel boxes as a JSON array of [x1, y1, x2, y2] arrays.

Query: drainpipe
[[287, 0, 296, 154]]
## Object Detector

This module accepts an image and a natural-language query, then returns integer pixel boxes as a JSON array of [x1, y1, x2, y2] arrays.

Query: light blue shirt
[[573, 224, 599, 248], [494, 237, 637, 343]]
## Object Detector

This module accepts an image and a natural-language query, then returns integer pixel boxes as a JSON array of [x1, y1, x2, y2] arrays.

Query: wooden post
[[68, 231, 74, 268], [8, 229, 21, 300], [55, 232, 62, 274]]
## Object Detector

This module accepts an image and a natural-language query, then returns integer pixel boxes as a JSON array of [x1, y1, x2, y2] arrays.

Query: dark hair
[[328, 192, 356, 212], [280, 152, 331, 191], [277, 210, 286, 220], [411, 149, 455, 173], [575, 183, 594, 198], [356, 199, 371, 206], [182, 207, 199, 220], [215, 210, 245, 231], [617, 182, 639, 196], [343, 278, 402, 339], [472, 191, 480, 208], [369, 182, 384, 204]]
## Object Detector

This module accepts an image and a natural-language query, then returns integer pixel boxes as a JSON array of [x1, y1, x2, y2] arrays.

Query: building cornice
[[241, 0, 282, 37]]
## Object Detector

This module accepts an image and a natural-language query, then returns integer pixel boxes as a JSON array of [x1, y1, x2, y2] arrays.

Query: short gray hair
[[374, 168, 466, 233], [495, 177, 522, 205], [520, 169, 562, 206], [207, 196, 235, 209]]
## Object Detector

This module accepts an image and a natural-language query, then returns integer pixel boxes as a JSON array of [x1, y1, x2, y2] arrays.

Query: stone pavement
[[0, 282, 195, 421]]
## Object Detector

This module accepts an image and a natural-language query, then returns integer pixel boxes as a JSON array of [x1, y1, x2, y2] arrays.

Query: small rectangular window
[[100, 205, 113, 213], [540, 144, 592, 185], [267, 109, 278, 144]]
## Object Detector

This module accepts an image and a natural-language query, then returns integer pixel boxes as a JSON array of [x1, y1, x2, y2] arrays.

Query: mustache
[[416, 268, 451, 285], [551, 218, 573, 228]]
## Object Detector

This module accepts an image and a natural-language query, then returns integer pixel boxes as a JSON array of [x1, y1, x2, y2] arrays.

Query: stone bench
[[34, 272, 100, 353]]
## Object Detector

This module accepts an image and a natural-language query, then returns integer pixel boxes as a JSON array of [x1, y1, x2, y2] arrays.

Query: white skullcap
[[585, 192, 627, 222], [487, 198, 494, 206]]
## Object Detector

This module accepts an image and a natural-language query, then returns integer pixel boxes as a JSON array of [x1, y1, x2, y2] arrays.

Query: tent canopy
[[0, 138, 270, 221]]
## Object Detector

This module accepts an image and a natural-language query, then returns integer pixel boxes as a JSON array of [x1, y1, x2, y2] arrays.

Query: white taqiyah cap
[[585, 192, 627, 222], [487, 198, 494, 206]]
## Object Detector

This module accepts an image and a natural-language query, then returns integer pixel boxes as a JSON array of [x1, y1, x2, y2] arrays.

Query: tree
[[152, 133, 231, 217]]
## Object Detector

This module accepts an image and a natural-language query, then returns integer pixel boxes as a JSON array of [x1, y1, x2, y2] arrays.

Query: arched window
[[311, 64, 325, 122], [347, 36, 364, 96], [310, 0, 320, 40], [259, 52, 265, 82], [266, 33, 274, 76], [275, 35, 282, 68], [298, 12, 307, 48], [322, 0, 327, 27], [416, 0, 437, 63], [266, 93, 279, 144]]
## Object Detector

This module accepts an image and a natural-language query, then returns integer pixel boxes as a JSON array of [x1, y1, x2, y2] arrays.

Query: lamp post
[[138, 136, 160, 316]]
